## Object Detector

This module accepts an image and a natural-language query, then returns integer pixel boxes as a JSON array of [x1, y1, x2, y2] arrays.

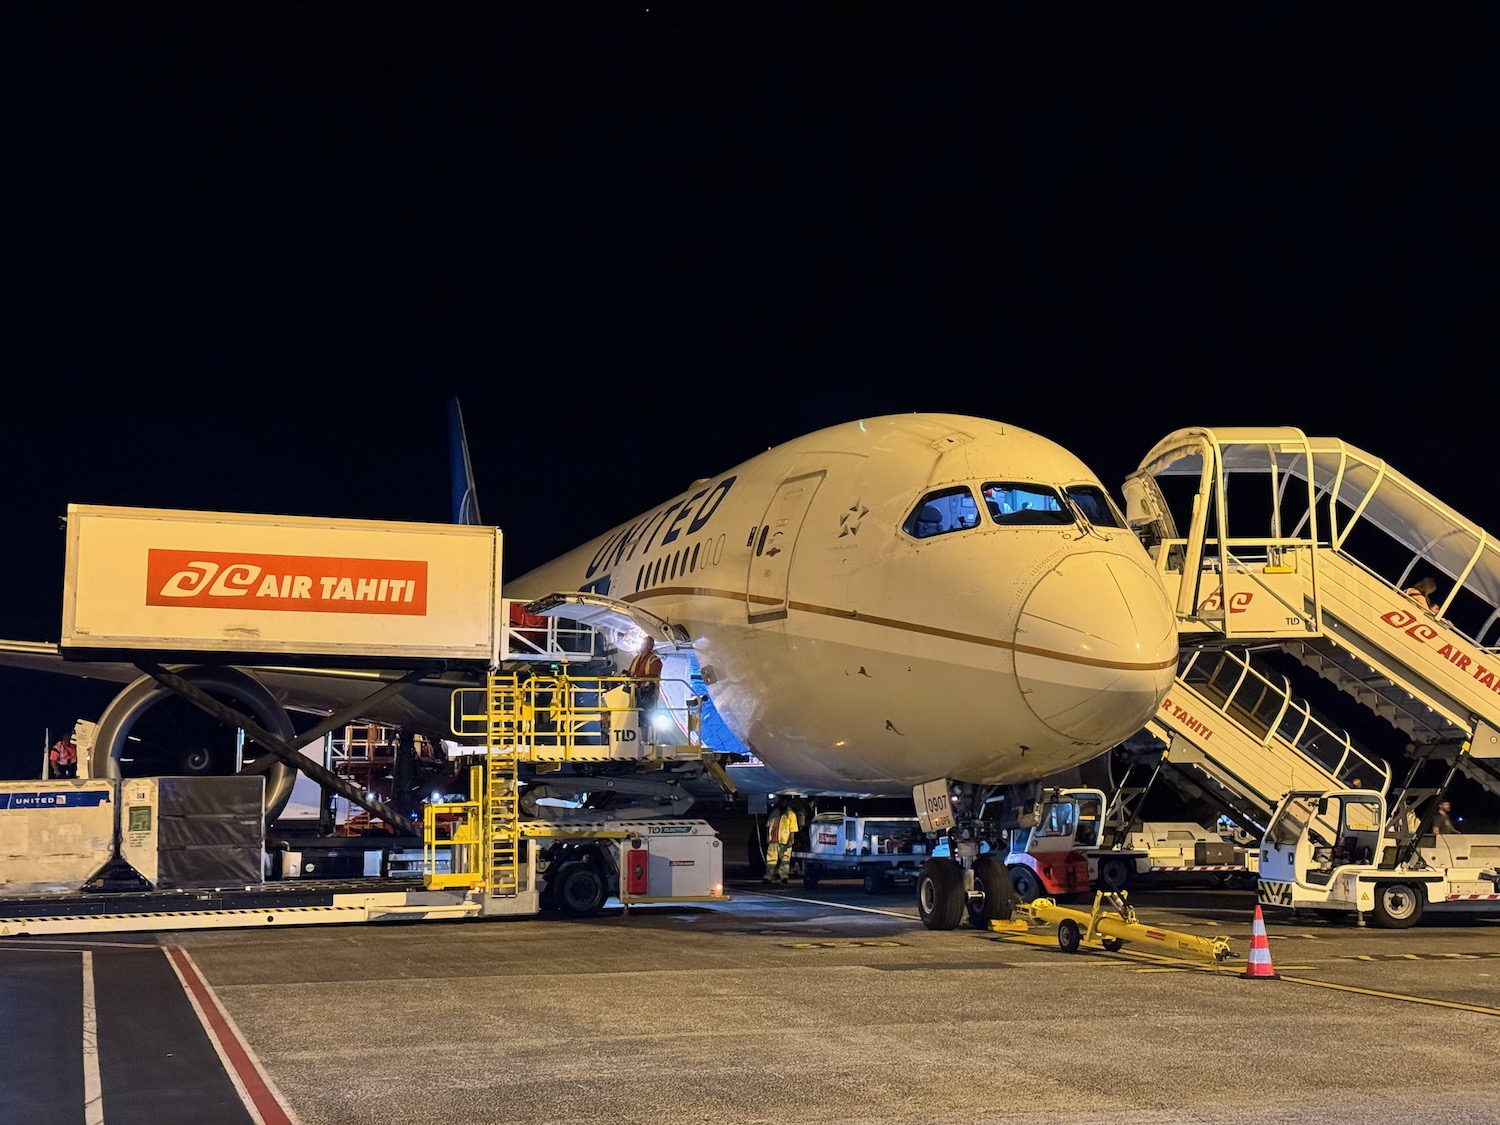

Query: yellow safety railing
[[428, 672, 706, 896]]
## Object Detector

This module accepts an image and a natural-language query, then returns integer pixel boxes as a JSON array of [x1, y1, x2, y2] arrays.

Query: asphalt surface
[[4, 872, 1500, 1124]]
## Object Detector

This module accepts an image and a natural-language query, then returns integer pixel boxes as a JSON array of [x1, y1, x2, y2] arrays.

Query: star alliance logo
[[839, 501, 868, 537]]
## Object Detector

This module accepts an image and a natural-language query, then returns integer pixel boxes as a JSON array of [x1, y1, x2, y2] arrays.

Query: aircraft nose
[[1014, 549, 1179, 744]]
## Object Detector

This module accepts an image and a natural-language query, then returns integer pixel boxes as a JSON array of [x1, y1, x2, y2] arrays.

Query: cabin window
[[903, 487, 980, 539], [981, 482, 1073, 526], [1064, 484, 1127, 529]]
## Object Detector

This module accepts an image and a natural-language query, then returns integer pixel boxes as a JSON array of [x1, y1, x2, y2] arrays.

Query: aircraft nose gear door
[[748, 471, 824, 624]]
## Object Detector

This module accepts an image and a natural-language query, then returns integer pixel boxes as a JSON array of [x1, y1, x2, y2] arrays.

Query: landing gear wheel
[[1372, 882, 1423, 929], [1102, 937, 1124, 952], [1008, 864, 1044, 903], [917, 857, 964, 931], [863, 871, 887, 895], [1097, 855, 1133, 891], [967, 854, 1017, 926], [554, 862, 609, 918], [1057, 918, 1083, 953], [802, 863, 821, 890]]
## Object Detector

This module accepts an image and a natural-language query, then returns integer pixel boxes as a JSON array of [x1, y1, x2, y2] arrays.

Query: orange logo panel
[[145, 550, 428, 615]]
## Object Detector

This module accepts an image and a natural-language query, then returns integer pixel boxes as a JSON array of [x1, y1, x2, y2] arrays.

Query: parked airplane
[[0, 408, 1178, 928]]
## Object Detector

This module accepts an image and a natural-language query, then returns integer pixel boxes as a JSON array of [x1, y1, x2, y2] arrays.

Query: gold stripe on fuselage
[[618, 586, 1179, 674]]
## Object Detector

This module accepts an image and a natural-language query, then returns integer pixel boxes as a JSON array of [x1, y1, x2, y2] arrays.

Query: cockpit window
[[981, 482, 1073, 526], [1065, 484, 1126, 529], [903, 487, 980, 539]]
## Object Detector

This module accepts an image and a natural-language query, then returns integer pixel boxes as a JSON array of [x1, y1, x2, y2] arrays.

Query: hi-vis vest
[[628, 651, 661, 680], [769, 809, 798, 843]]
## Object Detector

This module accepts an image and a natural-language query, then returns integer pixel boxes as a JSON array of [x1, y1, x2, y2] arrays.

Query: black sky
[[2, 4, 1496, 774]]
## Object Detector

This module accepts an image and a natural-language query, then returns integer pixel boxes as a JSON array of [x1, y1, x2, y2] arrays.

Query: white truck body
[[1258, 788, 1500, 927], [795, 813, 928, 893], [62, 503, 504, 662]]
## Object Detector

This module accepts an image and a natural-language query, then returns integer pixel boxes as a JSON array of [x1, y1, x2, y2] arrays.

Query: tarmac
[[4, 866, 1500, 1125]]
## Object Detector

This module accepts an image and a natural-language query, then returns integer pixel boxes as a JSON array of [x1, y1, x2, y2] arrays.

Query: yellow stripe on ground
[[1274, 975, 1500, 1016]]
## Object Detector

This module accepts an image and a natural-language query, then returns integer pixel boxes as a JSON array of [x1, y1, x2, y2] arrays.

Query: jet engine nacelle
[[90, 665, 300, 825]]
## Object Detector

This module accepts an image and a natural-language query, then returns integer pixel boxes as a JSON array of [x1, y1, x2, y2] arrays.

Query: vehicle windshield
[[1268, 794, 1318, 846]]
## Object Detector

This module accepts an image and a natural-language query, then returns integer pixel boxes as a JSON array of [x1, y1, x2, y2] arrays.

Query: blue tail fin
[[447, 397, 482, 525]]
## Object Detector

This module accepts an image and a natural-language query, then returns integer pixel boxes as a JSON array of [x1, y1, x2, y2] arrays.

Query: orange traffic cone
[[1241, 904, 1279, 980]]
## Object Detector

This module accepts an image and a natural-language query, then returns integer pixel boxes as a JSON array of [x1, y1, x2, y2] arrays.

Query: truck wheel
[[1372, 882, 1424, 929], [554, 861, 609, 918], [917, 857, 964, 930], [965, 854, 1017, 926], [1097, 856, 1133, 891], [1008, 864, 1044, 903], [863, 871, 887, 894], [802, 863, 821, 890]]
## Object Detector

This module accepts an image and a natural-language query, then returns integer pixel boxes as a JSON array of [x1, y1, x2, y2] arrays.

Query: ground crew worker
[[763, 796, 800, 884], [1433, 799, 1458, 835], [628, 636, 663, 743], [49, 738, 78, 778]]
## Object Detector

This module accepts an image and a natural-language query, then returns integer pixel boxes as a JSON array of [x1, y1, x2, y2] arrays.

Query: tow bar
[[992, 890, 1233, 963]]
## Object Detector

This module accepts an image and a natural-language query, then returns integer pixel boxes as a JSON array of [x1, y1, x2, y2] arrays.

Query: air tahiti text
[[1159, 695, 1214, 741], [1384, 606, 1500, 695], [145, 550, 428, 615], [585, 476, 736, 579]]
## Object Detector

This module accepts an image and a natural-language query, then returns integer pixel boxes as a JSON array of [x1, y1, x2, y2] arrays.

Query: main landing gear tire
[[1008, 864, 1045, 903], [917, 857, 964, 931], [967, 854, 1017, 927], [1372, 882, 1423, 929]]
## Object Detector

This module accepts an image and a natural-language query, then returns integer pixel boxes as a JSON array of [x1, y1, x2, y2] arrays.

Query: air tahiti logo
[[1383, 606, 1500, 694], [146, 550, 428, 616]]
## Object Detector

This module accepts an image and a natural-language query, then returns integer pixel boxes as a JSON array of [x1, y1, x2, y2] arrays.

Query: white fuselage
[[507, 414, 1179, 798]]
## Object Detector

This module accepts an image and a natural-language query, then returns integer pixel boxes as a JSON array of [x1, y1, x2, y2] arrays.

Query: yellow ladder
[[483, 674, 526, 895]]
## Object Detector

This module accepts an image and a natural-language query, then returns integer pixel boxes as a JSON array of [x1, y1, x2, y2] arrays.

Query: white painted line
[[81, 950, 104, 1125]]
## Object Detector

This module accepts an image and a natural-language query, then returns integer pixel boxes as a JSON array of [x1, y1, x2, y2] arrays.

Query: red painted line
[[164, 945, 295, 1125]]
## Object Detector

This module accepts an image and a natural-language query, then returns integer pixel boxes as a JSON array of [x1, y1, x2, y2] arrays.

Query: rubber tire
[[967, 854, 1017, 926], [1372, 882, 1423, 929], [1008, 864, 1045, 903], [802, 863, 821, 890], [1097, 855, 1133, 891], [554, 861, 609, 918], [1102, 937, 1125, 952], [917, 857, 965, 931], [1057, 918, 1083, 953], [863, 871, 886, 895]]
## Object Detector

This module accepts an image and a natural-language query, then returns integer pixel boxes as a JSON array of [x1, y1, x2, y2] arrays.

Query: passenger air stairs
[[1124, 426, 1500, 806], [1104, 647, 1390, 841]]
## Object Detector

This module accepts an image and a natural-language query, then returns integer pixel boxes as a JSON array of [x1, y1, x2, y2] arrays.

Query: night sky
[[2, 5, 1495, 777]]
